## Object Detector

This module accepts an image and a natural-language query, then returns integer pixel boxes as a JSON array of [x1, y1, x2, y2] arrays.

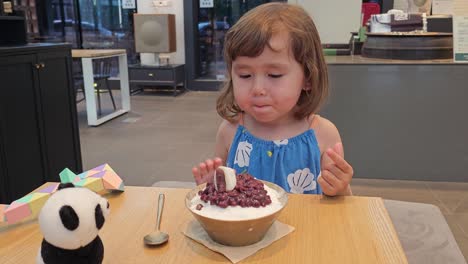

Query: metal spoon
[[144, 193, 169, 246]]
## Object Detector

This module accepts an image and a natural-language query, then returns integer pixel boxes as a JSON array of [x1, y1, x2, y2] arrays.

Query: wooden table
[[72, 49, 131, 126], [0, 186, 408, 263]]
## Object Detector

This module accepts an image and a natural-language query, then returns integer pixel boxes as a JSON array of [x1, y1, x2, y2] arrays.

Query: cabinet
[[128, 64, 185, 96], [0, 43, 82, 203]]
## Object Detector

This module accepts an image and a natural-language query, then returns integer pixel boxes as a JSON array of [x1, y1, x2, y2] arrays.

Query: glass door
[[77, 0, 137, 60], [75, 0, 138, 76], [185, 0, 286, 91]]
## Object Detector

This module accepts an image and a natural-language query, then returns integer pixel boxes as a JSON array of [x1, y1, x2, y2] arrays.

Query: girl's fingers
[[198, 162, 208, 178], [192, 167, 200, 178], [205, 159, 214, 172], [323, 164, 345, 181], [318, 172, 337, 195], [193, 157, 225, 185], [332, 142, 344, 156], [325, 167, 350, 192], [193, 167, 210, 185], [214, 157, 223, 168], [325, 149, 353, 175], [322, 169, 341, 189]]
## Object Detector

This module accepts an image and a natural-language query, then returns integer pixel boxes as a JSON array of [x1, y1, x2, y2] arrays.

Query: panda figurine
[[37, 183, 110, 264]]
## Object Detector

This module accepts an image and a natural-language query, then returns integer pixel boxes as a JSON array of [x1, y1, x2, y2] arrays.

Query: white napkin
[[182, 220, 295, 263]]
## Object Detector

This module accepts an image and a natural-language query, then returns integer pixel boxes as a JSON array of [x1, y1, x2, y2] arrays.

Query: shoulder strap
[[238, 112, 244, 126], [309, 114, 320, 129]]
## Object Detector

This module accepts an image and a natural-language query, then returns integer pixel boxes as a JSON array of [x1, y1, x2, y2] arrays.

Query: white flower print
[[234, 141, 252, 168], [287, 168, 316, 194], [273, 139, 289, 146]]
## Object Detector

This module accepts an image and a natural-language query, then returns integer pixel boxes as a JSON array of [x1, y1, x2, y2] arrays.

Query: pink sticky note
[[102, 171, 124, 190], [0, 204, 7, 222], [4, 202, 32, 224]]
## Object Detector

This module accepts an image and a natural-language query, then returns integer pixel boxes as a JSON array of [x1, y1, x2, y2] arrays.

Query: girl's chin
[[248, 112, 277, 124], [245, 109, 296, 125]]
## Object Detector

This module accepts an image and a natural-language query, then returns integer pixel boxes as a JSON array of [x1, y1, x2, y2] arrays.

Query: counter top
[[325, 55, 455, 65], [0, 185, 407, 263], [72, 49, 126, 58], [0, 43, 71, 55]]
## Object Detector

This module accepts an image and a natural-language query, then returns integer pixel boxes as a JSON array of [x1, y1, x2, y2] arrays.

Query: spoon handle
[[156, 193, 164, 231]]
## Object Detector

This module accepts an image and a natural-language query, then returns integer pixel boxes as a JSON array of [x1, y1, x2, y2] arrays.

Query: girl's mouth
[[253, 105, 271, 112]]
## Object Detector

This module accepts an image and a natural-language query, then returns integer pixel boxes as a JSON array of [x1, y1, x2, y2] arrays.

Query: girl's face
[[231, 32, 309, 126]]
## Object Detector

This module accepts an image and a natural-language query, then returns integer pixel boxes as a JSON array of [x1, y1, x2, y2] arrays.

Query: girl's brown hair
[[216, 3, 329, 122]]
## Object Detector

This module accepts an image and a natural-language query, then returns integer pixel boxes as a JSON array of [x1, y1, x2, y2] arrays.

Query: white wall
[[288, 0, 362, 44], [136, 0, 185, 64]]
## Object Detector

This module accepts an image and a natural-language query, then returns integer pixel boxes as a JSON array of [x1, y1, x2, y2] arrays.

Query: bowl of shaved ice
[[185, 166, 288, 246]]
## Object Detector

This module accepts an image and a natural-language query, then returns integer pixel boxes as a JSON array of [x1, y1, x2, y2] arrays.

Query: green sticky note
[[59, 168, 77, 183]]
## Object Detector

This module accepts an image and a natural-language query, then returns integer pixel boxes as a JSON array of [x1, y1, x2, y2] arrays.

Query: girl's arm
[[314, 117, 354, 196]]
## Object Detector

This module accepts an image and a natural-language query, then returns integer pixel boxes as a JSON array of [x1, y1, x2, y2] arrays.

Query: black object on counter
[[362, 32, 453, 60], [427, 15, 453, 33], [0, 15, 27, 45]]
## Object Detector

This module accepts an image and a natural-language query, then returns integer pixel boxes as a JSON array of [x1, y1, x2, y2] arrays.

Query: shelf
[[0, 15, 25, 21]]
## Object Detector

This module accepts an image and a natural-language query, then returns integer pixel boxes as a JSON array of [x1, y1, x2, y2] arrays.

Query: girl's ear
[[303, 82, 312, 91]]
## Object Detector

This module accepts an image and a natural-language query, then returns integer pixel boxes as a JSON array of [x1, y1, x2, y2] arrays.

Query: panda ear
[[58, 183, 75, 190], [95, 204, 105, 229], [59, 205, 79, 230]]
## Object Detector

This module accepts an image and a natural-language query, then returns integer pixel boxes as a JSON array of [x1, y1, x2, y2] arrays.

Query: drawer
[[129, 68, 173, 81]]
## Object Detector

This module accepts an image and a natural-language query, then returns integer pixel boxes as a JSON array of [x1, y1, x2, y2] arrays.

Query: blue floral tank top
[[226, 121, 322, 194]]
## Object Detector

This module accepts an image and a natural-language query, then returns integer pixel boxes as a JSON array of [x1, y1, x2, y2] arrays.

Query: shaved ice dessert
[[190, 173, 283, 221]]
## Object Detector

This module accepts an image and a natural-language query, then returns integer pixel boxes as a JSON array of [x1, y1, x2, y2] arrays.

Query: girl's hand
[[318, 143, 353, 196], [192, 158, 223, 185]]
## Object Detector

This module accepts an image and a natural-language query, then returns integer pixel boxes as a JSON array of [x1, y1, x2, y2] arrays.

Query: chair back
[[93, 59, 112, 78]]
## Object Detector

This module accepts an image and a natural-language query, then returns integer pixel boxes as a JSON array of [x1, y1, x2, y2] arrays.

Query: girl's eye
[[239, 74, 251, 79], [269, 74, 283, 78]]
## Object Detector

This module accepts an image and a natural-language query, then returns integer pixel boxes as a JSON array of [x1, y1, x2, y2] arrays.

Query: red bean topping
[[199, 173, 272, 209]]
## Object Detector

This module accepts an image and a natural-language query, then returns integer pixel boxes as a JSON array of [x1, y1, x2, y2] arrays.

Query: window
[[15, 0, 138, 65], [196, 0, 286, 81]]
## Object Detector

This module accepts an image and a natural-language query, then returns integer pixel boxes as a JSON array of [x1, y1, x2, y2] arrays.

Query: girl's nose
[[252, 77, 266, 96]]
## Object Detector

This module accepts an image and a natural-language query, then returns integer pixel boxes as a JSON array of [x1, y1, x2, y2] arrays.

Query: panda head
[[38, 183, 110, 250]]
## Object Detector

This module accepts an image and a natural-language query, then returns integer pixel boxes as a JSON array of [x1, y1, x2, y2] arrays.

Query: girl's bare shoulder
[[219, 119, 238, 134], [217, 117, 241, 144], [310, 115, 341, 153]]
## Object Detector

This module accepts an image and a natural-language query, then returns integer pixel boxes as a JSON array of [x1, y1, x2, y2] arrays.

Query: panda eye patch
[[95, 204, 105, 230], [59, 205, 79, 231]]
